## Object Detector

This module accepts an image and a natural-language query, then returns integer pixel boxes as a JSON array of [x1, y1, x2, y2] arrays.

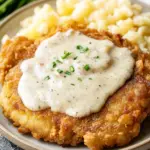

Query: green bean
[[0, 0, 5, 5], [27, 0, 35, 2], [17, 0, 29, 9], [0, 0, 17, 18], [0, 0, 35, 19]]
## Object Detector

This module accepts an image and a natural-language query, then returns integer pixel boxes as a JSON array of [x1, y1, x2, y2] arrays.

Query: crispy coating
[[0, 25, 150, 150]]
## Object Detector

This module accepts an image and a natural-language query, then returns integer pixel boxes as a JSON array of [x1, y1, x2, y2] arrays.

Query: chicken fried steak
[[0, 26, 150, 150]]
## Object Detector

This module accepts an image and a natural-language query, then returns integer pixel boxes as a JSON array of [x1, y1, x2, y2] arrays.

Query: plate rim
[[0, 0, 150, 150]]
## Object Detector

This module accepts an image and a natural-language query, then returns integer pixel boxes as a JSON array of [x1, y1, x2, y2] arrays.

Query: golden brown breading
[[0, 37, 38, 84], [0, 25, 150, 150]]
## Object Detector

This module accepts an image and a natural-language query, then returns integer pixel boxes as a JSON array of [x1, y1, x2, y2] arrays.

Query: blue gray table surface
[[0, 135, 21, 150]]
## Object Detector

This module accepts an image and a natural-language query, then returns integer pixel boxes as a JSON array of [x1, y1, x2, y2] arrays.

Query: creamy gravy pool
[[18, 30, 135, 117]]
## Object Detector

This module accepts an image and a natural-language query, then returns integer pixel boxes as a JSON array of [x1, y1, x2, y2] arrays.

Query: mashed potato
[[17, 4, 59, 39], [14, 0, 150, 52]]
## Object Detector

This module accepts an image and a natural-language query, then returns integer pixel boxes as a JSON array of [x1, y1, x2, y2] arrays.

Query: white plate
[[0, 0, 150, 150]]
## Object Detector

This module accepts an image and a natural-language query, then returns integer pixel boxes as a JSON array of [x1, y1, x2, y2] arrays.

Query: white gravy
[[18, 30, 135, 117]]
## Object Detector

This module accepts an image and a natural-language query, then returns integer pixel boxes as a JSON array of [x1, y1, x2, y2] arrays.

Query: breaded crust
[[0, 25, 150, 150]]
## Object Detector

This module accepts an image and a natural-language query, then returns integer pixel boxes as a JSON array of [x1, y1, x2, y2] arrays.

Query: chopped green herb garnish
[[65, 71, 71, 75], [95, 56, 100, 59], [73, 56, 78, 60], [44, 76, 50, 80], [89, 78, 92, 80], [61, 51, 72, 59], [52, 62, 57, 68], [69, 66, 75, 72], [78, 77, 82, 82], [56, 59, 62, 64], [57, 69, 63, 74], [71, 83, 75, 86], [84, 64, 90, 71], [76, 45, 89, 53]]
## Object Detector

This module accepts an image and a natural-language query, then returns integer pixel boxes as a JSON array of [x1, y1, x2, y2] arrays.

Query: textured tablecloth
[[0, 135, 22, 150]]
